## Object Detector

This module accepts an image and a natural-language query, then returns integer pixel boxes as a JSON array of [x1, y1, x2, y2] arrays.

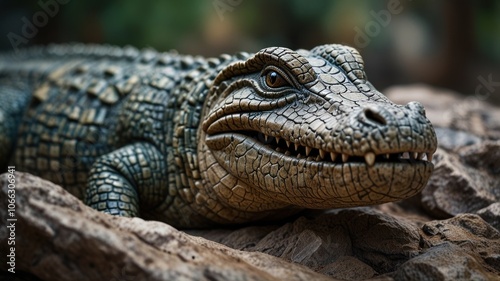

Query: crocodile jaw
[[201, 98, 437, 210], [203, 132, 434, 209]]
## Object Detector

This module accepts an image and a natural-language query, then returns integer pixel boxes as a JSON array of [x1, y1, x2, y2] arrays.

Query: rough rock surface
[[422, 142, 500, 225], [191, 210, 500, 280], [0, 172, 334, 281], [2, 172, 500, 280], [1, 85, 500, 281]]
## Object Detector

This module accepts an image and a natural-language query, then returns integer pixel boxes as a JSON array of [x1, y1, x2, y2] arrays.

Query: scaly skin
[[0, 44, 437, 228]]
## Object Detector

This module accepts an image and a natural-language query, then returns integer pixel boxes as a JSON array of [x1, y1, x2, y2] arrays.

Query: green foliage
[[61, 0, 210, 50]]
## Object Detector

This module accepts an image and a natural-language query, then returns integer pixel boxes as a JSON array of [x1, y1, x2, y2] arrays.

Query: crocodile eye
[[265, 71, 289, 88]]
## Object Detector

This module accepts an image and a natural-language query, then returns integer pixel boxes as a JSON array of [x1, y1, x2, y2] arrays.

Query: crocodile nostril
[[363, 108, 387, 126]]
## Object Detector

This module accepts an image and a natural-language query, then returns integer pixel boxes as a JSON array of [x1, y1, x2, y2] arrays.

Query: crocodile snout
[[358, 101, 427, 127], [338, 100, 437, 165]]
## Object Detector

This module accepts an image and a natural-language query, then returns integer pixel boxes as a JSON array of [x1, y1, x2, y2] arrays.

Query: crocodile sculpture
[[0, 44, 437, 228]]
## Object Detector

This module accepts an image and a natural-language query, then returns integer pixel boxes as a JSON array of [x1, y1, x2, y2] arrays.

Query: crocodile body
[[0, 44, 437, 228]]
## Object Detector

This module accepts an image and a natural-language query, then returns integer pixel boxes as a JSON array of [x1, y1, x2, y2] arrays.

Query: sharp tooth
[[402, 152, 410, 159], [319, 150, 325, 159], [412, 152, 418, 159], [297, 153, 302, 159], [264, 135, 268, 142], [285, 151, 291, 156], [295, 143, 300, 151], [426, 153, 433, 162], [305, 147, 311, 156], [275, 137, 280, 144], [330, 152, 338, 161], [365, 152, 375, 166], [386, 154, 390, 159], [286, 141, 291, 148], [342, 154, 349, 162], [417, 152, 424, 160], [276, 147, 282, 153]]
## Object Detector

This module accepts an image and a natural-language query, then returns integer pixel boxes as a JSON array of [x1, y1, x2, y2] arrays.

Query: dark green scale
[[0, 44, 237, 227]]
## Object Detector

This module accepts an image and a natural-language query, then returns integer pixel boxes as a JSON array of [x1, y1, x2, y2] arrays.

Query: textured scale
[[0, 44, 437, 228]]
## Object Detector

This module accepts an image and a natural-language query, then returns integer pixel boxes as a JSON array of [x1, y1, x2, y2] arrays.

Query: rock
[[2, 172, 500, 280], [322, 209, 421, 274], [218, 209, 420, 275], [0, 172, 335, 281], [252, 216, 352, 269], [396, 214, 500, 281], [434, 127, 482, 151], [394, 243, 496, 281], [420, 214, 500, 274], [195, 209, 500, 279], [187, 225, 279, 251], [422, 142, 500, 227], [319, 256, 376, 281], [459, 140, 500, 174], [477, 203, 500, 231]]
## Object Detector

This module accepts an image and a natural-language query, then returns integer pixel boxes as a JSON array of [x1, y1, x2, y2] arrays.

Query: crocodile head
[[198, 44, 437, 217]]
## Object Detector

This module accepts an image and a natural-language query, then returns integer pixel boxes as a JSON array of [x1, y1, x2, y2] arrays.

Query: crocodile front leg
[[85, 142, 167, 217]]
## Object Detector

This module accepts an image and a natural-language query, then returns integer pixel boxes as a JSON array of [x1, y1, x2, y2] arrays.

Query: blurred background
[[1, 0, 499, 104]]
